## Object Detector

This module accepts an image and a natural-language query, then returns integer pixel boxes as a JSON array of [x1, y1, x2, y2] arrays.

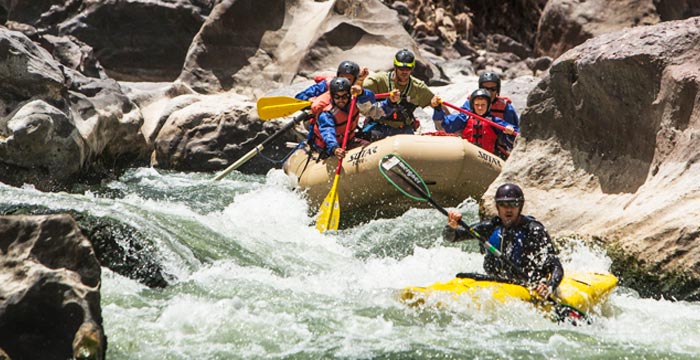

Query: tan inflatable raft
[[283, 134, 503, 224]]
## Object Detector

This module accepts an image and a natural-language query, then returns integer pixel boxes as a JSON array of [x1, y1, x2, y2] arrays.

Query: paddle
[[314, 96, 357, 233], [256, 96, 312, 120], [378, 153, 589, 324], [212, 109, 310, 181], [440, 100, 520, 136], [257, 93, 390, 121]]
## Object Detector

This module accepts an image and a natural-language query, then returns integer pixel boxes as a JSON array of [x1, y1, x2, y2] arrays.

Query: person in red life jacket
[[310, 77, 376, 159], [434, 88, 517, 158], [467, 72, 520, 156], [294, 60, 368, 101], [443, 183, 564, 299]]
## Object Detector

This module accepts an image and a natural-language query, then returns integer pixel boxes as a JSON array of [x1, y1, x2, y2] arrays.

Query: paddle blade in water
[[257, 96, 311, 120], [315, 174, 341, 232], [378, 154, 431, 201]]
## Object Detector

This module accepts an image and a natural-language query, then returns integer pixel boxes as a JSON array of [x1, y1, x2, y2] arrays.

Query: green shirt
[[363, 71, 435, 108]]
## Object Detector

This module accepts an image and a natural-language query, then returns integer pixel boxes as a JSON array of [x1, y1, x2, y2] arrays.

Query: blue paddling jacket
[[443, 215, 564, 290]]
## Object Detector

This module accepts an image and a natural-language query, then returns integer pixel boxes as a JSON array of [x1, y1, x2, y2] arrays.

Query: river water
[[2, 168, 699, 359]]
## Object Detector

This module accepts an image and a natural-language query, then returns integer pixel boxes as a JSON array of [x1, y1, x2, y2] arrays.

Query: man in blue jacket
[[295, 61, 367, 101], [443, 183, 564, 299]]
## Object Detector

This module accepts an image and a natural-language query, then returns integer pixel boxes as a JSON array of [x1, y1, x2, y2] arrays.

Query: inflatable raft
[[400, 272, 618, 322], [283, 134, 504, 224]]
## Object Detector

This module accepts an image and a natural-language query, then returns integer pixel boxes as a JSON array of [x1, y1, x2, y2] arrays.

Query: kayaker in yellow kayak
[[443, 183, 564, 299]]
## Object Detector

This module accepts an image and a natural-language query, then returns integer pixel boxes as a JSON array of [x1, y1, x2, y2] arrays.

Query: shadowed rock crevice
[[315, 22, 366, 51]]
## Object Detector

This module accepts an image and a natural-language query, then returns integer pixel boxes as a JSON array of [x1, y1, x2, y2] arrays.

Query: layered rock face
[[492, 17, 700, 300], [1, 0, 214, 81], [0, 214, 105, 360], [535, 0, 700, 59], [179, 0, 444, 96]]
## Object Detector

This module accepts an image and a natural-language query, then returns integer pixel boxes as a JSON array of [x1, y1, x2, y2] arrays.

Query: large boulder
[[491, 17, 700, 300], [0, 214, 105, 360], [179, 0, 443, 96], [535, 0, 660, 59], [0, 27, 147, 190], [150, 92, 296, 173]]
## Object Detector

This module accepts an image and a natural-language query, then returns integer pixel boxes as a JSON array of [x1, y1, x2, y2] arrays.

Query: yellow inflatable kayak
[[400, 272, 618, 323]]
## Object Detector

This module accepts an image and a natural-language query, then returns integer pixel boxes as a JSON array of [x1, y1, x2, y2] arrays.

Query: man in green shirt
[[361, 49, 444, 141]]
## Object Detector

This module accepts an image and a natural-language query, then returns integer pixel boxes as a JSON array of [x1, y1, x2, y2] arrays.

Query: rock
[[0, 28, 148, 190], [487, 34, 532, 59], [37, 34, 107, 79], [151, 93, 296, 173], [1, 100, 87, 179], [525, 56, 553, 74], [0, 214, 105, 360], [64, 70, 149, 167], [55, 0, 211, 81], [1, 0, 212, 82], [179, 0, 446, 95], [655, 0, 700, 21], [0, 203, 174, 289], [489, 17, 700, 300], [535, 0, 660, 58]]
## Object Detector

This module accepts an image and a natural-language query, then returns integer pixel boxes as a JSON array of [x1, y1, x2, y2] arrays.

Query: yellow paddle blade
[[315, 174, 341, 232], [256, 96, 312, 120]]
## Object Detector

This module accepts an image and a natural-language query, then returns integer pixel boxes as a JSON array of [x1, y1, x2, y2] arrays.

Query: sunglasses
[[496, 200, 521, 208], [332, 93, 351, 100], [483, 86, 498, 92], [396, 66, 413, 71]]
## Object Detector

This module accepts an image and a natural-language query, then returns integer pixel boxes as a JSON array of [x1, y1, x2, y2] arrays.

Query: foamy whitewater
[[1, 169, 698, 359]]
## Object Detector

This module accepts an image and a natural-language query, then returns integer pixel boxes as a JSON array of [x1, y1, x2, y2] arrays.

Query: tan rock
[[489, 17, 700, 300]]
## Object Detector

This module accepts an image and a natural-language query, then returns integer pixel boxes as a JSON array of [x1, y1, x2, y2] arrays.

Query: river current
[[1, 168, 698, 359]]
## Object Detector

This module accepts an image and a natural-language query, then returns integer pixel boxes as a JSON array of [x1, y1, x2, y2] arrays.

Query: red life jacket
[[489, 96, 512, 120], [461, 116, 498, 154], [311, 95, 359, 150]]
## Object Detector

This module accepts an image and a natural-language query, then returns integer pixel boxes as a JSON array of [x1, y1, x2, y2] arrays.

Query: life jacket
[[485, 215, 541, 277], [310, 92, 332, 118], [488, 225, 525, 269], [377, 71, 417, 128], [313, 74, 333, 84], [461, 115, 499, 154], [311, 99, 360, 151], [489, 96, 512, 122]]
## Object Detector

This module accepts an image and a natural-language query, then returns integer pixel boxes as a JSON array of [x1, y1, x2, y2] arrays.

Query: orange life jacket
[[489, 96, 512, 121], [310, 92, 332, 117], [311, 96, 360, 150], [461, 116, 498, 154]]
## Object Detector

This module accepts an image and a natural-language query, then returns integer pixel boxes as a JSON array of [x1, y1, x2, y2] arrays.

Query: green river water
[[1, 168, 698, 359]]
